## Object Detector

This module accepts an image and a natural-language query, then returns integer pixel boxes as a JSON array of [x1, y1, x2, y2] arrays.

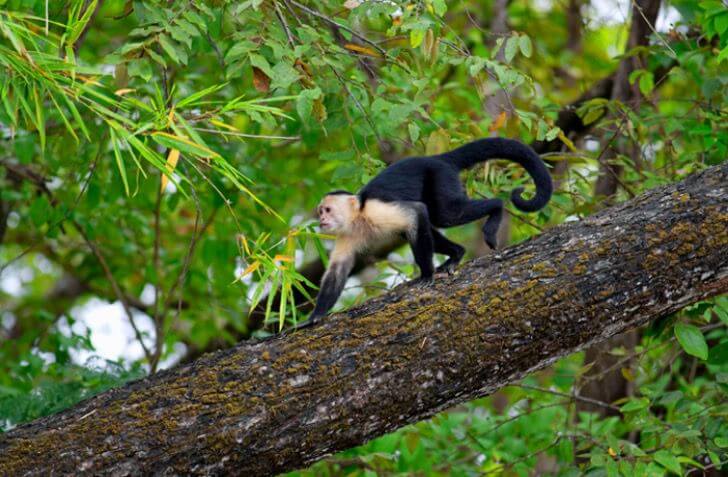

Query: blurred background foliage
[[0, 0, 726, 475]]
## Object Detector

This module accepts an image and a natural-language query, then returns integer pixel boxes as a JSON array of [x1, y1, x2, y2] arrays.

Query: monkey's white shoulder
[[362, 199, 416, 236]]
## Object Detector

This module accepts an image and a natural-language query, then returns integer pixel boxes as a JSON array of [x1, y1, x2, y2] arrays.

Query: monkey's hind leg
[[479, 200, 504, 250], [404, 202, 435, 287], [432, 228, 465, 275], [442, 198, 504, 250]]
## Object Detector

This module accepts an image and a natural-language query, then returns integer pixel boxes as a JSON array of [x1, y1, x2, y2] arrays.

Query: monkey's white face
[[317, 194, 358, 235]]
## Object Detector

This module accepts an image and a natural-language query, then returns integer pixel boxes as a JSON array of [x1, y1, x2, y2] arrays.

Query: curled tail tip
[[510, 186, 552, 212]]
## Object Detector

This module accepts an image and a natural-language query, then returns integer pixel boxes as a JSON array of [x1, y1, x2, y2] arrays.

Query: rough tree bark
[[1, 164, 726, 476]]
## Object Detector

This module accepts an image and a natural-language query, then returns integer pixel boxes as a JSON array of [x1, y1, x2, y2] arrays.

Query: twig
[[513, 383, 621, 412], [481, 401, 568, 437], [0, 137, 103, 274], [165, 191, 214, 322], [483, 436, 563, 476], [686, 459, 728, 476], [328, 64, 382, 143], [149, 184, 164, 372], [631, 0, 678, 59], [273, 1, 296, 47], [594, 116, 637, 198], [285, 0, 387, 57], [504, 206, 544, 233], [73, 222, 153, 363]]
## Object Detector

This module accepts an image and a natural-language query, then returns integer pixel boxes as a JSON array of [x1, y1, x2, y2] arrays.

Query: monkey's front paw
[[412, 276, 435, 289]]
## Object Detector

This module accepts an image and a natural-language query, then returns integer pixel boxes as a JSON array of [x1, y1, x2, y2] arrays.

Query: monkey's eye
[[324, 207, 331, 213]]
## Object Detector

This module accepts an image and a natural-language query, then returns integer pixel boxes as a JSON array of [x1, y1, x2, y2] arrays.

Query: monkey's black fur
[[358, 137, 551, 212], [311, 138, 552, 322], [348, 137, 549, 255], [367, 138, 550, 279]]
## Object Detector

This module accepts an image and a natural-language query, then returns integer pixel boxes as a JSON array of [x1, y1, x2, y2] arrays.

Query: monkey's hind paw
[[484, 235, 498, 250], [436, 261, 458, 276], [294, 314, 323, 331]]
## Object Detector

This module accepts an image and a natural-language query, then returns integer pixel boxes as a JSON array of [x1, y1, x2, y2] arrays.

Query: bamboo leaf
[[110, 129, 131, 196], [151, 132, 220, 159], [161, 148, 181, 192]]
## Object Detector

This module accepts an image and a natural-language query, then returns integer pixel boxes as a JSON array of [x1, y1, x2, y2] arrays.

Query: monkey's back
[[358, 156, 458, 204]]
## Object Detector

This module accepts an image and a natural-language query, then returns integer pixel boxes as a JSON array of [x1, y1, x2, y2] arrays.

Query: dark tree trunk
[[587, 0, 662, 414], [594, 0, 661, 198], [1, 164, 726, 477], [566, 0, 584, 54]]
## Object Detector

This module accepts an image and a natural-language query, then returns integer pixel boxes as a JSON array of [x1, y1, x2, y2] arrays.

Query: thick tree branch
[[1, 164, 726, 476]]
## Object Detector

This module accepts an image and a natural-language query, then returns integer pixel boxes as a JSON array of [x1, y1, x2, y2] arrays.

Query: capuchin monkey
[[309, 137, 552, 323]]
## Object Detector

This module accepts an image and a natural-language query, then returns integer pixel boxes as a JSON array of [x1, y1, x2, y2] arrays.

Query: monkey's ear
[[347, 195, 359, 209]]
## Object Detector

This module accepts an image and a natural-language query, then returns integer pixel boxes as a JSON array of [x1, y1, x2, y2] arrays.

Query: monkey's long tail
[[441, 137, 553, 212]]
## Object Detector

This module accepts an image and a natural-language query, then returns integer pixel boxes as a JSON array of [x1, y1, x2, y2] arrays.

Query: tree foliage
[[1, 0, 726, 475]]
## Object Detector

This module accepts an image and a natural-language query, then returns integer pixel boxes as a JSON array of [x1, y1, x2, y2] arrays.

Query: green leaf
[[183, 11, 207, 29], [110, 129, 130, 196], [639, 71, 654, 96], [127, 58, 152, 81], [270, 62, 300, 90], [158, 34, 182, 64], [296, 87, 322, 122], [556, 438, 574, 463], [620, 397, 650, 412], [708, 341, 728, 364], [431, 0, 447, 16], [582, 107, 604, 125], [117, 41, 145, 55], [410, 29, 425, 48], [146, 48, 167, 67], [605, 459, 619, 477], [249, 53, 274, 78], [674, 323, 708, 360], [714, 12, 728, 35], [546, 127, 560, 141], [654, 450, 681, 475], [408, 123, 420, 143], [29, 196, 52, 227], [518, 35, 532, 58], [505, 36, 519, 63], [169, 25, 192, 49], [628, 69, 643, 84], [225, 41, 255, 62], [717, 44, 728, 63], [176, 19, 199, 38]]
